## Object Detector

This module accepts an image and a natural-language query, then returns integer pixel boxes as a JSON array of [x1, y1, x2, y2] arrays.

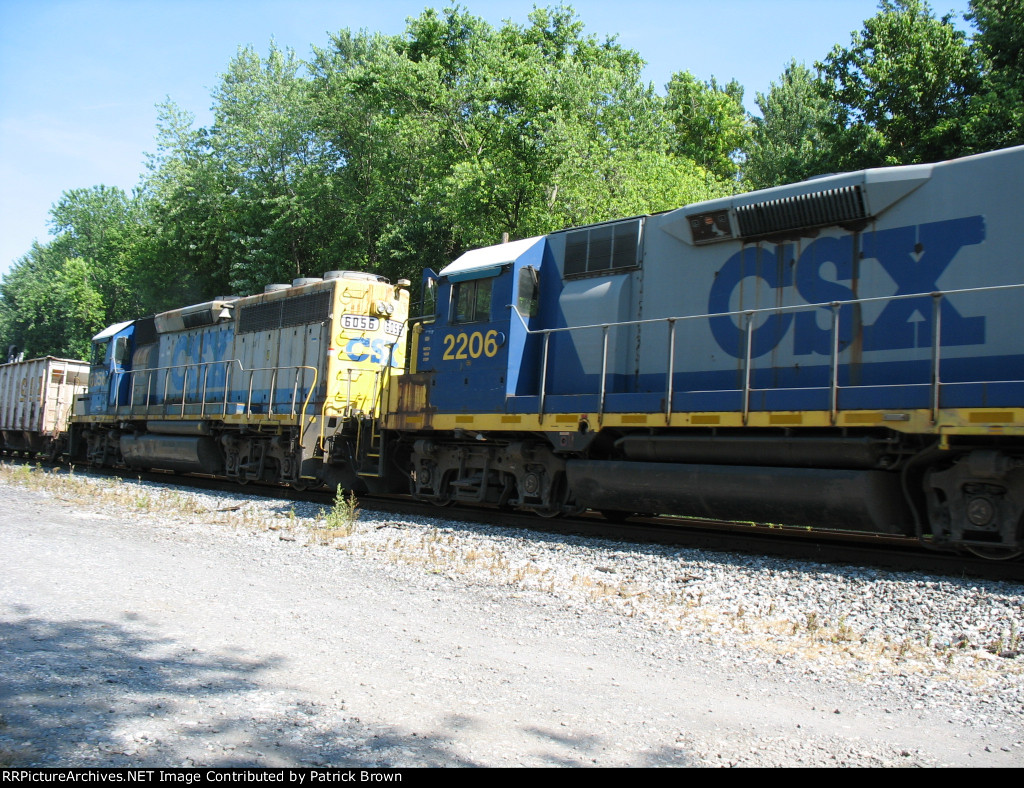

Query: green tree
[[745, 61, 839, 189], [664, 71, 750, 182], [144, 43, 322, 297], [309, 16, 475, 281], [142, 100, 234, 304], [309, 6, 733, 282], [6, 3, 744, 337], [47, 185, 143, 320], [964, 0, 1024, 150], [817, 0, 980, 167], [0, 245, 105, 360], [209, 43, 322, 293], [0, 185, 152, 359]]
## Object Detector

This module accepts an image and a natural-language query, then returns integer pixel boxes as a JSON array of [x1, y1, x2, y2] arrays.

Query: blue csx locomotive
[[61, 145, 1024, 557]]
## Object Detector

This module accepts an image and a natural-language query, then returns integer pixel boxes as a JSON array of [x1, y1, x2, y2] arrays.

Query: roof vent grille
[[735, 184, 867, 238]]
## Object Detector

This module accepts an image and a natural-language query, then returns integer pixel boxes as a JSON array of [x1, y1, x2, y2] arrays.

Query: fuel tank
[[120, 433, 223, 474], [567, 460, 913, 534]]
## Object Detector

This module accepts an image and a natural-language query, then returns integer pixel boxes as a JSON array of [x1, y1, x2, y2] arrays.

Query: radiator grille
[[238, 291, 331, 334], [735, 184, 867, 238]]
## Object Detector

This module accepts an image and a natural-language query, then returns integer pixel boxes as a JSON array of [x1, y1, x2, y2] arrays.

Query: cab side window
[[113, 336, 131, 366], [517, 266, 539, 317], [452, 278, 493, 324], [91, 340, 109, 367], [422, 277, 438, 319]]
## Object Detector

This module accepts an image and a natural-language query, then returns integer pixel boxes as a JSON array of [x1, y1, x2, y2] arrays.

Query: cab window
[[452, 278, 493, 324], [422, 277, 438, 318], [113, 336, 131, 366], [91, 340, 109, 367], [517, 266, 539, 317]]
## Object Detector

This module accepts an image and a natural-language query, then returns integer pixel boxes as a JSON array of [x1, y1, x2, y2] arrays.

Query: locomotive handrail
[[510, 281, 1024, 336], [510, 281, 1024, 426], [317, 368, 361, 453], [111, 359, 319, 430]]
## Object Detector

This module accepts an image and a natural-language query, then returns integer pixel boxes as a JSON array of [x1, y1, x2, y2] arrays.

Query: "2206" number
[[442, 329, 500, 360]]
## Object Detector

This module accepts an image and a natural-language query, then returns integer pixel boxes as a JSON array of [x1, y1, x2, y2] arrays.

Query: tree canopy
[[817, 0, 980, 168], [745, 60, 838, 189]]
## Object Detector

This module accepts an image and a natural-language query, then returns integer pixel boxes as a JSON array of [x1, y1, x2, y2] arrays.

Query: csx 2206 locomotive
[[48, 145, 1024, 557]]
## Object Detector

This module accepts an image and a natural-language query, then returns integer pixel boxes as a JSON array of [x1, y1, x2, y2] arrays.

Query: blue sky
[[0, 0, 976, 278]]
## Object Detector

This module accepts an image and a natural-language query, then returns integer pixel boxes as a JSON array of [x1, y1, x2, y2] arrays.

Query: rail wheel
[[965, 545, 1023, 561], [535, 473, 578, 519]]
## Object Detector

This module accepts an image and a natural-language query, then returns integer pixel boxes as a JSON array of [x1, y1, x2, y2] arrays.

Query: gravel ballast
[[1, 466, 1022, 767]]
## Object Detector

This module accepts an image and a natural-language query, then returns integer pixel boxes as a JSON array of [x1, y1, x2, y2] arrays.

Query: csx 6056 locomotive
[[72, 271, 411, 494]]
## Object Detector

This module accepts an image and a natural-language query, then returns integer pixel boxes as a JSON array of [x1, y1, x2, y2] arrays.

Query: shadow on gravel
[[0, 614, 476, 767], [522, 725, 691, 767], [0, 614, 276, 766]]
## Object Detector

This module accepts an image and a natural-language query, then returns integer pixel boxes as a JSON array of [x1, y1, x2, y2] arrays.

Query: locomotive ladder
[[354, 344, 401, 478], [354, 417, 384, 478]]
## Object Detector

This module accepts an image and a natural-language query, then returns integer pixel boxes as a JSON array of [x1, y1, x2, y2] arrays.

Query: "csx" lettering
[[706, 216, 986, 358], [345, 337, 388, 364]]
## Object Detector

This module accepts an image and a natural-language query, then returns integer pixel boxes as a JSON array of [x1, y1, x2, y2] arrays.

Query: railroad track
[[5, 454, 1017, 584]]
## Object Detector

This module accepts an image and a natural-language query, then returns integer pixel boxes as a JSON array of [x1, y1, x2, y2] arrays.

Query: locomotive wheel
[[433, 477, 455, 507], [965, 546, 1023, 561], [535, 474, 573, 519], [963, 515, 1023, 561], [234, 452, 254, 485]]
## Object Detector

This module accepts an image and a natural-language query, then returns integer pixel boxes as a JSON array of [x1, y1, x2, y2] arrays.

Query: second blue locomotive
[[389, 145, 1024, 557]]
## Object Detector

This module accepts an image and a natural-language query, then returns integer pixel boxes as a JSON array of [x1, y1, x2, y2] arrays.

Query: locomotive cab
[[388, 236, 583, 513], [398, 236, 552, 421], [84, 320, 135, 417]]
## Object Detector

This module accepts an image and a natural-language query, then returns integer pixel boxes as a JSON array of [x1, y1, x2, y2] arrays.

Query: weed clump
[[311, 486, 361, 543]]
